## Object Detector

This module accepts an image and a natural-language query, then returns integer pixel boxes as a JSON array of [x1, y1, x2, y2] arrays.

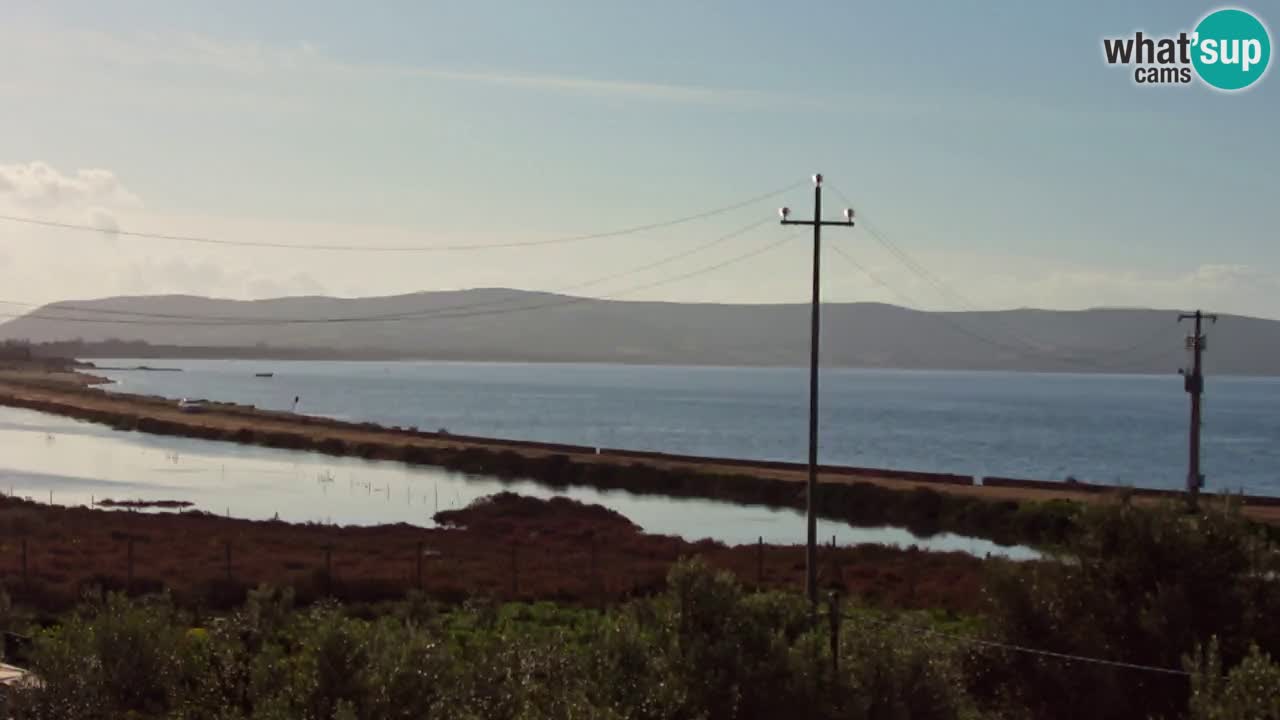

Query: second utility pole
[[781, 174, 855, 612], [1178, 309, 1217, 504]]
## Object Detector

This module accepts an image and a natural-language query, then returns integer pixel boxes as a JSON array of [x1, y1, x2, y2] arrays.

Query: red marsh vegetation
[[0, 492, 989, 614]]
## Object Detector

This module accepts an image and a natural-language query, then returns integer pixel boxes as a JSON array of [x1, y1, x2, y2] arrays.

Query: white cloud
[[1189, 264, 1277, 291], [112, 257, 329, 301], [1036, 264, 1278, 305], [118, 258, 229, 298], [246, 273, 329, 299], [0, 162, 142, 241], [0, 161, 141, 212], [820, 243, 1280, 319], [945, 261, 1280, 318]]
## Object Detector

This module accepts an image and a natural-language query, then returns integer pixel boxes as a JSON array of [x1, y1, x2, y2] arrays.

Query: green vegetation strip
[[1, 501, 1278, 719]]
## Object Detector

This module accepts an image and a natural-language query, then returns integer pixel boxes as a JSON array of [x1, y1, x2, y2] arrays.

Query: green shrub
[[837, 619, 983, 720], [11, 529, 1274, 720], [13, 593, 184, 719], [1187, 639, 1280, 720], [982, 500, 1280, 719]]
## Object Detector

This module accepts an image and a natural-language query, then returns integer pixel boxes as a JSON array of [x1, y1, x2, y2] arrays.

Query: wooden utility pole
[[1178, 310, 1217, 503], [780, 174, 855, 614]]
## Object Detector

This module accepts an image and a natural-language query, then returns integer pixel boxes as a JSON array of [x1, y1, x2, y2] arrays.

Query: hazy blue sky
[[0, 1, 1277, 316]]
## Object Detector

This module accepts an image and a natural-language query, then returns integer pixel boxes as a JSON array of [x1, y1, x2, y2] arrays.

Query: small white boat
[[177, 398, 206, 413]]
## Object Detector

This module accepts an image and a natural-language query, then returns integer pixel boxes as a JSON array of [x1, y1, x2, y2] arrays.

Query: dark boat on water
[[255, 372, 274, 378]]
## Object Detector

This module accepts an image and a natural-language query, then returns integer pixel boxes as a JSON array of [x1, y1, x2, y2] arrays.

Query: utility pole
[[780, 174, 855, 612], [1178, 310, 1217, 503]]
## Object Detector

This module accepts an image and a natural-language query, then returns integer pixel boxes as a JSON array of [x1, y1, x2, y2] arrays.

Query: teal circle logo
[[1192, 8, 1271, 90]]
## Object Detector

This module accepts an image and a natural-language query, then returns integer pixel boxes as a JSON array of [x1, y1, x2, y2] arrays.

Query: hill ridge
[[2, 289, 1276, 374]]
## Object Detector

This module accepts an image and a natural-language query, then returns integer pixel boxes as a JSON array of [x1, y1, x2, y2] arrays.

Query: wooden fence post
[[322, 543, 334, 596], [511, 543, 519, 599], [127, 537, 135, 594], [828, 591, 840, 675], [590, 533, 600, 608], [757, 536, 764, 589], [415, 540, 424, 590], [908, 548, 918, 606], [112, 533, 148, 594]]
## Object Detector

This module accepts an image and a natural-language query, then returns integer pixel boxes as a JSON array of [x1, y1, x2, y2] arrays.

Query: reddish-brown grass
[[0, 492, 988, 614]]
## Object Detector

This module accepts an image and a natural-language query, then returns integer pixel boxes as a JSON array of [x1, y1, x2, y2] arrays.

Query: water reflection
[[0, 406, 1037, 560]]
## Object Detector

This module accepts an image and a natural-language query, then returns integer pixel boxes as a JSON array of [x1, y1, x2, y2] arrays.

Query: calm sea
[[93, 360, 1280, 497]]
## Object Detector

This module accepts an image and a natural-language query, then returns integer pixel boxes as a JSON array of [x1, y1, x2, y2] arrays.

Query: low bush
[[2, 561, 981, 720]]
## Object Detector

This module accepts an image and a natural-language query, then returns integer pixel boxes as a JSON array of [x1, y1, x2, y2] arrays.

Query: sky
[[0, 0, 1277, 317]]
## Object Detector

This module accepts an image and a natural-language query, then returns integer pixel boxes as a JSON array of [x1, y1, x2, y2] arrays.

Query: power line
[[822, 245, 956, 370], [830, 184, 1124, 361], [829, 185, 996, 314], [852, 215, 1081, 358], [857, 219, 1174, 366], [853, 216, 1094, 360], [826, 185, 1174, 367], [0, 224, 794, 328], [857, 223, 1172, 367], [848, 613, 1192, 677], [0, 180, 803, 253], [0, 217, 772, 325], [829, 243, 1054, 360], [827, 243, 928, 309], [827, 244, 1171, 370]]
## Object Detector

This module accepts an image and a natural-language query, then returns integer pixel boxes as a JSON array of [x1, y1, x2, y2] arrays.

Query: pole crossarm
[[781, 219, 856, 228]]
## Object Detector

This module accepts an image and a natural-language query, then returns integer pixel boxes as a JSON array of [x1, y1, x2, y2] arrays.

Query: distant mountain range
[[1, 289, 1276, 374]]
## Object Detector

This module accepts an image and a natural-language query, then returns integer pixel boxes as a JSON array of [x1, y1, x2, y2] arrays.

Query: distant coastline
[[18, 340, 1271, 376], [2, 291, 1277, 375], [49, 345, 1241, 375]]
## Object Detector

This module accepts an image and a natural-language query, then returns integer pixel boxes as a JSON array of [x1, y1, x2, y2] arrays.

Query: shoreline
[[67, 353, 1280, 378], [0, 368, 1276, 547]]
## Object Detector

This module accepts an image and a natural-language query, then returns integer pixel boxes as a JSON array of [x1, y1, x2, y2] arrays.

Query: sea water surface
[[0, 405, 1034, 558], [94, 359, 1280, 496]]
